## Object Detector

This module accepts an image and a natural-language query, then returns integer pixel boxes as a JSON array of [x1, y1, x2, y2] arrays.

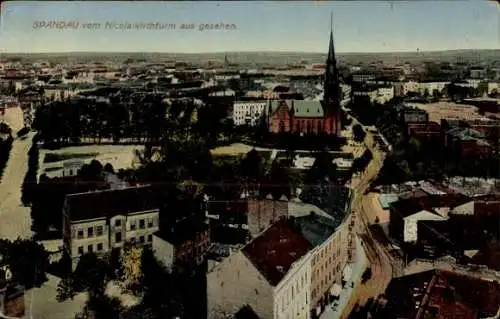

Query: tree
[[57, 275, 78, 302], [0, 239, 49, 289], [103, 163, 115, 174], [240, 149, 264, 184], [121, 247, 144, 295], [57, 253, 111, 302], [352, 124, 366, 143]]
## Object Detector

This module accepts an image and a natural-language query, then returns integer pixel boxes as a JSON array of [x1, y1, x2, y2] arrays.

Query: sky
[[0, 1, 499, 53]]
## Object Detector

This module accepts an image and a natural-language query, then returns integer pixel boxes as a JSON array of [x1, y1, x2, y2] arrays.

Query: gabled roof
[[65, 185, 160, 222], [242, 219, 312, 286], [390, 194, 471, 218], [269, 100, 325, 118]]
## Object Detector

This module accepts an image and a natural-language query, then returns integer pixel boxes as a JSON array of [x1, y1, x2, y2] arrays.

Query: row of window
[[311, 263, 341, 299], [113, 217, 156, 230], [76, 218, 157, 239], [77, 234, 154, 255], [113, 232, 153, 245], [279, 271, 309, 313], [76, 225, 104, 239]]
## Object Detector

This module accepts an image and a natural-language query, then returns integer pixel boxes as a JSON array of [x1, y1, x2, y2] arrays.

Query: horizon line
[[1, 48, 499, 56]]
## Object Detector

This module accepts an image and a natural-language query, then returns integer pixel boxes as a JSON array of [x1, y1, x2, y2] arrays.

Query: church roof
[[269, 100, 324, 118]]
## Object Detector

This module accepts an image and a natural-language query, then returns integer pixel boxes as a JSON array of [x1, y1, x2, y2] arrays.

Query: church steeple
[[324, 12, 340, 110]]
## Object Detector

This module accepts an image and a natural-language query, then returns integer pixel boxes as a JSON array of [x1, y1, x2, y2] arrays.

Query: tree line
[[33, 91, 236, 149]]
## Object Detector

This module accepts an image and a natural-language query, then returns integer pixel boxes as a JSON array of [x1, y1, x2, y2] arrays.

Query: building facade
[[62, 186, 160, 270], [233, 101, 267, 126]]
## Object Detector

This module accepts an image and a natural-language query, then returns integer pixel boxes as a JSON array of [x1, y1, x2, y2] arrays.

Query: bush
[[0, 135, 13, 180], [17, 127, 30, 137], [21, 142, 39, 205]]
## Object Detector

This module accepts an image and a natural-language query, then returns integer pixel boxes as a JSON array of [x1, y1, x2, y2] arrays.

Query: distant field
[[3, 49, 499, 66]]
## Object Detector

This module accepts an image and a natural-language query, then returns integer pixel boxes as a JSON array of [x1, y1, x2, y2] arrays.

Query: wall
[[70, 218, 109, 269], [125, 211, 160, 244], [310, 230, 343, 308], [274, 252, 312, 319], [247, 200, 288, 237], [152, 235, 175, 271], [207, 251, 274, 319]]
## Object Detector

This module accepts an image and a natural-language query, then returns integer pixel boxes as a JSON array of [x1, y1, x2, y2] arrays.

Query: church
[[267, 26, 342, 136]]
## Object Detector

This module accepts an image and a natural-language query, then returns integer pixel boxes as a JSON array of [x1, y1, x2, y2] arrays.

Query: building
[[62, 185, 160, 270], [292, 213, 352, 318], [207, 203, 354, 319], [152, 218, 210, 272], [400, 108, 429, 124], [388, 194, 471, 244], [233, 101, 267, 126], [444, 127, 491, 157], [376, 269, 500, 319], [205, 198, 290, 244], [207, 219, 313, 319], [267, 27, 342, 136]]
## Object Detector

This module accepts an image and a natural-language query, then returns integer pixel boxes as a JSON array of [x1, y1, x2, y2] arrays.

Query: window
[[96, 226, 103, 236], [77, 230, 84, 239], [88, 244, 93, 253], [115, 232, 122, 243], [130, 237, 136, 243], [115, 219, 121, 227], [139, 219, 145, 229], [147, 234, 153, 242], [130, 221, 136, 231], [78, 246, 84, 255], [97, 243, 103, 251], [147, 218, 153, 228], [87, 227, 94, 238], [139, 236, 145, 243]]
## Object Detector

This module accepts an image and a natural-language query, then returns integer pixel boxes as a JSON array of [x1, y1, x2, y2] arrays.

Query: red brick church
[[267, 27, 342, 136]]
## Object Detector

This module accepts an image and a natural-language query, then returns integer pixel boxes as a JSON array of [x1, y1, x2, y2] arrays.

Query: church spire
[[328, 12, 335, 62], [323, 11, 340, 108]]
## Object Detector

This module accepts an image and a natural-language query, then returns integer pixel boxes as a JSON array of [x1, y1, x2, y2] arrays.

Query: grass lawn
[[43, 152, 99, 163], [212, 154, 241, 166]]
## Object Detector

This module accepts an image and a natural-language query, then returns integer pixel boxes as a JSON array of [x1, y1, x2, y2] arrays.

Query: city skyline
[[0, 1, 499, 54]]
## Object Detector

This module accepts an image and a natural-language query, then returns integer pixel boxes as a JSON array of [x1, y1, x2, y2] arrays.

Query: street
[[339, 119, 396, 318], [0, 107, 33, 240], [0, 107, 87, 318]]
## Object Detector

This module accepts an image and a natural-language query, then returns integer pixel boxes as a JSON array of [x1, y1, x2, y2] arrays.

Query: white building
[[232, 101, 267, 126], [374, 87, 394, 104], [62, 185, 160, 270], [418, 82, 449, 96], [207, 219, 313, 319]]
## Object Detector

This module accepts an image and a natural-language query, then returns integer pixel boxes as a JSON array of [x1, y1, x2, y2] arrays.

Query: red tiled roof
[[384, 269, 500, 319], [242, 218, 312, 286]]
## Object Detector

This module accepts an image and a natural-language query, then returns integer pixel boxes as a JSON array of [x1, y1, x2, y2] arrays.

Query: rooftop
[[390, 194, 471, 218], [383, 269, 500, 319], [65, 185, 160, 222], [242, 218, 312, 286], [154, 217, 208, 245], [292, 213, 337, 247]]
